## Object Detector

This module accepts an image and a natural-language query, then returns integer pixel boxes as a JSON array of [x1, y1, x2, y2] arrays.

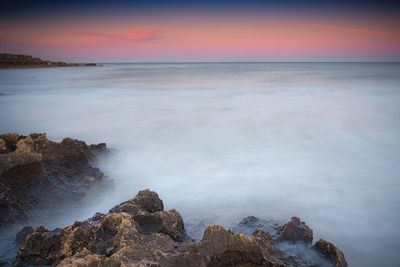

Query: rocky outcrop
[[0, 133, 108, 228], [15, 189, 347, 267], [277, 217, 313, 243], [0, 54, 96, 68], [313, 239, 347, 267]]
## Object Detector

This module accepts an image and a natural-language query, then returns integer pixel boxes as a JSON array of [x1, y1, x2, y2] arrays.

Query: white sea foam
[[1, 63, 399, 266]]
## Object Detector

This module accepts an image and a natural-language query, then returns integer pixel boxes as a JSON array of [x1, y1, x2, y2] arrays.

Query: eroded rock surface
[[15, 190, 347, 267], [0, 133, 109, 228], [277, 217, 313, 243], [313, 240, 347, 267]]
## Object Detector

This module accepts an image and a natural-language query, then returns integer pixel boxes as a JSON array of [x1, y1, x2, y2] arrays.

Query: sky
[[1, 0, 399, 62]]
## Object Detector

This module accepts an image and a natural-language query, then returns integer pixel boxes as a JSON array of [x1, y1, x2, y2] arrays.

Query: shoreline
[[0, 132, 347, 267], [0, 53, 97, 69], [0, 64, 98, 69]]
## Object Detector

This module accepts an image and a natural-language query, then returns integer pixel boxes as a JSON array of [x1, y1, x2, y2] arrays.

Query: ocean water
[[0, 63, 399, 266]]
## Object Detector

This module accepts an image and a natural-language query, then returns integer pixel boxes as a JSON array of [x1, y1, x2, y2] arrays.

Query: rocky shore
[[11, 189, 347, 267], [0, 133, 347, 267], [0, 54, 96, 68], [0, 133, 109, 228]]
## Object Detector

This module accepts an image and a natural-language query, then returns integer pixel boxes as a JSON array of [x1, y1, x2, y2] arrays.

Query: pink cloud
[[71, 28, 163, 44]]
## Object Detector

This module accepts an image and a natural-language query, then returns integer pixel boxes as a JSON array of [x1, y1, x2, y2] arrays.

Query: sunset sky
[[1, 0, 399, 62]]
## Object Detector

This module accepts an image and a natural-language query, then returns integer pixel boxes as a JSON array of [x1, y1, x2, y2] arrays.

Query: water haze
[[1, 63, 399, 266]]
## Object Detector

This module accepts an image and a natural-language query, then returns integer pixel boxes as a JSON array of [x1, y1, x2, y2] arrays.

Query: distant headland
[[0, 53, 96, 68]]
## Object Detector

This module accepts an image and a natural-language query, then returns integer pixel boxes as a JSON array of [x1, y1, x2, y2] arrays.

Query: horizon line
[[96, 61, 400, 64]]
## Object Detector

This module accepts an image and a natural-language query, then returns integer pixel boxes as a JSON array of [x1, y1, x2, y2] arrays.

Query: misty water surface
[[0, 63, 399, 266]]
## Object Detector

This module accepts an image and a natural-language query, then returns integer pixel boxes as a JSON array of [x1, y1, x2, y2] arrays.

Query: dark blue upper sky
[[2, 0, 399, 18]]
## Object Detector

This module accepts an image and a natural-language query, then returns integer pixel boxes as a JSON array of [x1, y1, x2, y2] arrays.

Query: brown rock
[[277, 217, 313, 243], [0, 152, 42, 177], [15, 133, 49, 153], [200, 225, 287, 267], [132, 189, 164, 213], [0, 161, 48, 187], [133, 209, 188, 242], [0, 133, 21, 152], [15, 190, 288, 267], [15, 189, 346, 267], [109, 189, 164, 215], [18, 226, 63, 265], [313, 239, 347, 267], [110, 189, 187, 242], [0, 132, 108, 228]]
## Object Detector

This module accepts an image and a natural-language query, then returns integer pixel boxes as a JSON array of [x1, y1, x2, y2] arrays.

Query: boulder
[[277, 217, 313, 243]]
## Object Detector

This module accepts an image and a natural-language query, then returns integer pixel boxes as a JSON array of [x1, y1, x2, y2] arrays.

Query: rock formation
[[277, 217, 313, 243], [1, 133, 347, 266], [313, 240, 347, 267], [0, 54, 96, 68], [14, 189, 347, 267], [0, 133, 108, 228]]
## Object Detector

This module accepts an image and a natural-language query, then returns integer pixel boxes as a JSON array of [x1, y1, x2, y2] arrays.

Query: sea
[[1, 63, 399, 266]]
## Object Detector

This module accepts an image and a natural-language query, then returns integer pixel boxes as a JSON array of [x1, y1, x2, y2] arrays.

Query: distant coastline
[[0, 53, 96, 68]]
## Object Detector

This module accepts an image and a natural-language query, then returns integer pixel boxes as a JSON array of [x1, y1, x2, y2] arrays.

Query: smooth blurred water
[[1, 63, 399, 266]]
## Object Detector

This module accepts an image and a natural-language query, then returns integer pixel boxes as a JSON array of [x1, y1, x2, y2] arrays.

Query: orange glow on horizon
[[1, 12, 399, 61]]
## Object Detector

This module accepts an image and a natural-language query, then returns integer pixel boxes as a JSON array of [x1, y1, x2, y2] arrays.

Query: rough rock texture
[[277, 217, 313, 243], [0, 54, 96, 68], [0, 133, 108, 228], [313, 240, 347, 267], [15, 190, 347, 267]]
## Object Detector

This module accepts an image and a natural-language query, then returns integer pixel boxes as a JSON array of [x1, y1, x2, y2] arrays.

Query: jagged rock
[[16, 190, 290, 266], [0, 133, 109, 228], [200, 224, 287, 267], [155, 209, 187, 242], [131, 189, 164, 213], [109, 189, 164, 215], [313, 239, 347, 267], [111, 189, 188, 242], [18, 226, 63, 265], [277, 217, 313, 243], [0, 133, 21, 153], [15, 189, 346, 267]]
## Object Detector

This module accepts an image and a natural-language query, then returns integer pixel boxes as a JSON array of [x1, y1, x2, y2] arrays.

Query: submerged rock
[[0, 132, 109, 228], [15, 189, 347, 267]]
